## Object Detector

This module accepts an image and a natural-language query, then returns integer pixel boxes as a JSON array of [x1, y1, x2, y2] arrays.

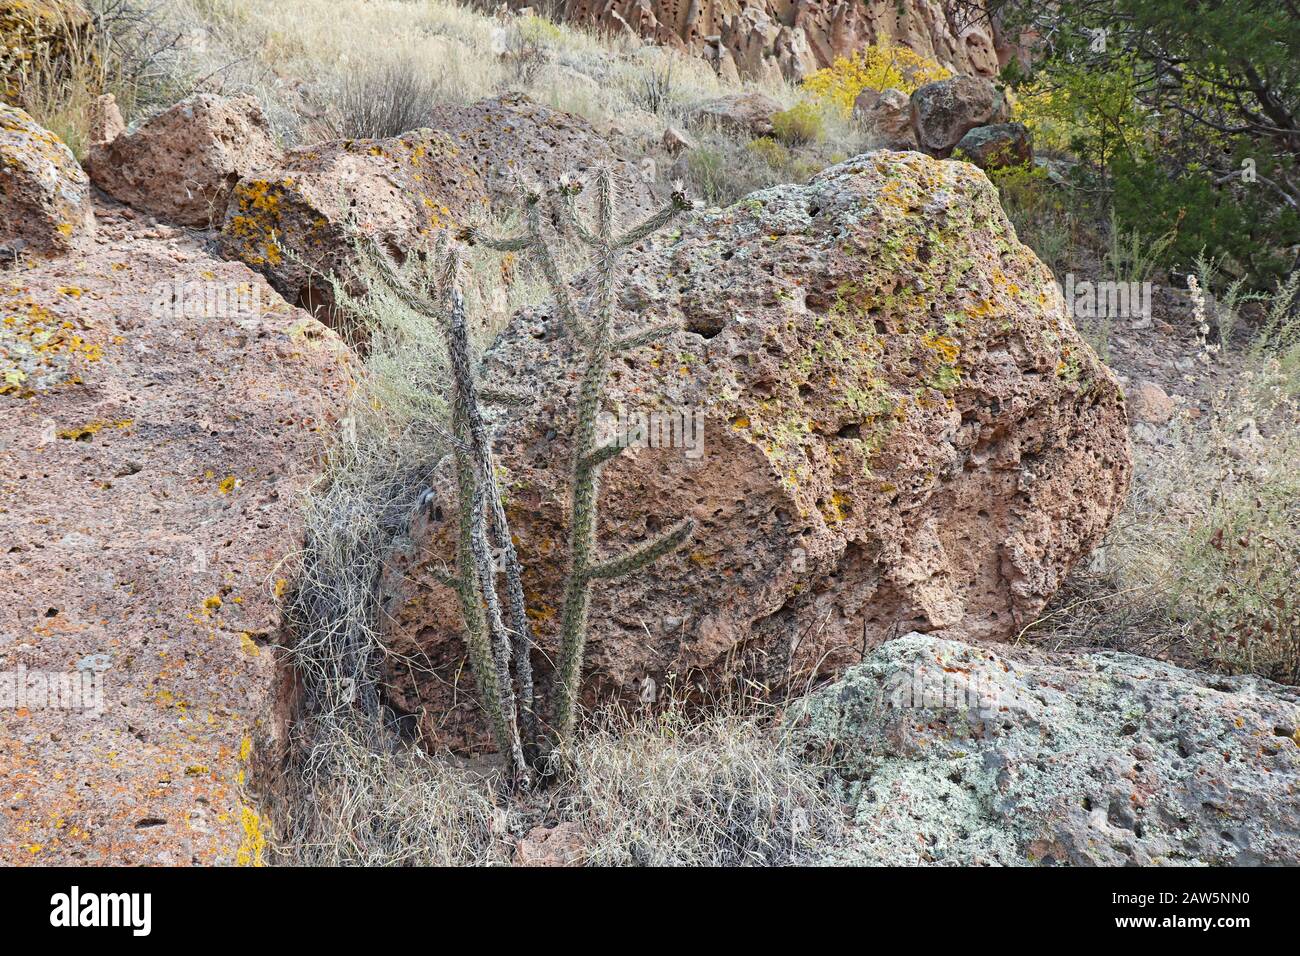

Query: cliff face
[[552, 0, 1003, 82]]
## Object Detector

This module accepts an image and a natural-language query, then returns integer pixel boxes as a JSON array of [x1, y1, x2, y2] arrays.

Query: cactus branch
[[586, 518, 695, 581], [614, 323, 679, 351], [582, 440, 629, 471]]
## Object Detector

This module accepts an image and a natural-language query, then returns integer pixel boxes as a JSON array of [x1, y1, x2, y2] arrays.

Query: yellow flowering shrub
[[802, 42, 952, 116]]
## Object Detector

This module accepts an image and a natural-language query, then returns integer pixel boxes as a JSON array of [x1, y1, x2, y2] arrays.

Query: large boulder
[[87, 93, 282, 228], [0, 102, 94, 255], [380, 150, 1131, 751], [798, 633, 1300, 865], [0, 199, 353, 864], [684, 91, 783, 138], [954, 121, 1032, 171], [427, 93, 655, 222], [911, 75, 1010, 158], [218, 128, 489, 316], [854, 87, 916, 149], [0, 0, 95, 101]]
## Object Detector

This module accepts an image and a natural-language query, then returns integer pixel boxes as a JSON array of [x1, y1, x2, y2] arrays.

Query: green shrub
[[745, 136, 789, 169], [771, 101, 823, 146]]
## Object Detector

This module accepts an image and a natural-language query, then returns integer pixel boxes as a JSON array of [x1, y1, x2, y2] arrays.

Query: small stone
[[662, 126, 695, 155], [1127, 380, 1176, 424]]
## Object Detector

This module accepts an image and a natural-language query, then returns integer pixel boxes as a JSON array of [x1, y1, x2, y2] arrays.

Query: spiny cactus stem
[[586, 518, 695, 581], [553, 241, 618, 740], [527, 203, 586, 340], [452, 447, 508, 755], [614, 323, 678, 351], [445, 282, 537, 778]]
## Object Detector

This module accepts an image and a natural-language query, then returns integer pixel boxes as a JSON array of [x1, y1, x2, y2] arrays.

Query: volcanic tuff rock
[[684, 91, 783, 138], [0, 103, 94, 255], [853, 87, 916, 149], [554, 0, 1001, 83], [218, 127, 488, 318], [911, 74, 1011, 158], [953, 122, 1033, 171], [0, 200, 352, 864], [380, 149, 1131, 751], [88, 93, 282, 228], [799, 633, 1300, 865], [426, 93, 656, 222]]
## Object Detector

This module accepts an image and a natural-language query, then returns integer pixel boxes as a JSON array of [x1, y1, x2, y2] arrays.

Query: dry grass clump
[[1027, 271, 1300, 684], [556, 703, 847, 866], [9, 0, 190, 157]]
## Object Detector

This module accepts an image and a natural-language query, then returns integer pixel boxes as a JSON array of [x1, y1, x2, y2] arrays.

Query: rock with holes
[[87, 93, 282, 228], [911, 75, 1011, 158], [427, 93, 656, 222], [0, 103, 94, 255], [684, 91, 783, 138], [854, 87, 916, 149], [0, 197, 354, 864], [379, 150, 1130, 752], [555, 0, 1001, 82], [798, 632, 1300, 865], [954, 121, 1032, 171], [218, 128, 488, 318]]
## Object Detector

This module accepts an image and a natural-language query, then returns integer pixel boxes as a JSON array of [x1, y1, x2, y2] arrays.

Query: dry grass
[[1026, 271, 1300, 684], [556, 703, 846, 866]]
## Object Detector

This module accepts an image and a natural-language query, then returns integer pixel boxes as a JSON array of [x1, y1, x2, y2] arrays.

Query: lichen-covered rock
[[0, 0, 94, 101], [381, 150, 1131, 751], [0, 102, 94, 255], [88, 93, 282, 228], [0, 199, 353, 864], [797, 633, 1300, 865], [911, 75, 1010, 158], [427, 92, 654, 222], [218, 128, 488, 317], [954, 121, 1032, 171]]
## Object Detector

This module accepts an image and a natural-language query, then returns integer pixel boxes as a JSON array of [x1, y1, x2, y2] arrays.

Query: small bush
[[771, 100, 823, 146], [745, 135, 789, 169], [802, 41, 950, 116], [328, 56, 439, 139]]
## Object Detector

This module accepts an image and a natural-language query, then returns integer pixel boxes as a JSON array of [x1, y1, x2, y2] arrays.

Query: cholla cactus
[[469, 170, 696, 743], [365, 237, 536, 782]]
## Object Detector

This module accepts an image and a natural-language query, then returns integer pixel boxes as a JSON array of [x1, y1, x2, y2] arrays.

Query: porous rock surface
[[0, 103, 94, 255], [555, 0, 1001, 83], [911, 74, 1011, 158], [219, 128, 488, 316], [87, 93, 282, 228], [953, 121, 1032, 171], [381, 150, 1131, 751], [0, 200, 352, 864], [427, 93, 656, 222], [798, 632, 1300, 865]]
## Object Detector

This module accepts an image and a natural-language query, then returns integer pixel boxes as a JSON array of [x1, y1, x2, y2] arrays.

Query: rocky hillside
[[1, 0, 1296, 867]]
